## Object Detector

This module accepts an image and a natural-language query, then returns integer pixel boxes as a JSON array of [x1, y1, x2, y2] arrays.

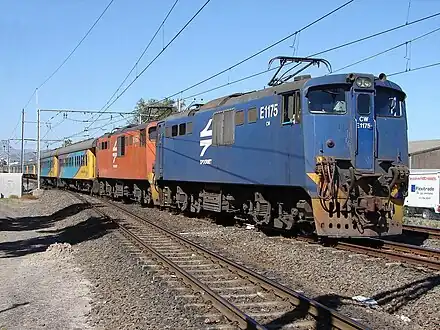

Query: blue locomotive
[[155, 57, 410, 237]]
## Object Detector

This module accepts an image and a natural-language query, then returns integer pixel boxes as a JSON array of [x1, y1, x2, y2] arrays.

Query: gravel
[[404, 216, 440, 250], [107, 200, 440, 330], [0, 190, 210, 330]]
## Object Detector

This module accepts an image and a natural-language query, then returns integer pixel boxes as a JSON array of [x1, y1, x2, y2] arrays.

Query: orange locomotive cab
[[95, 122, 159, 205]]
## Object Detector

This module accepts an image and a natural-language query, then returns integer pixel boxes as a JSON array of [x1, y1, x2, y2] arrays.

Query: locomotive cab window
[[307, 85, 348, 115], [375, 87, 404, 117], [282, 90, 301, 124]]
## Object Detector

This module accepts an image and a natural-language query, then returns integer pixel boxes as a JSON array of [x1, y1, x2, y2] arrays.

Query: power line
[[37, 0, 115, 90], [310, 12, 440, 58], [332, 25, 440, 73], [96, 0, 180, 118], [57, 9, 440, 145], [91, 0, 212, 123], [144, 10, 440, 110], [164, 0, 355, 100], [68, 0, 352, 141], [20, 0, 115, 110], [389, 61, 440, 77]]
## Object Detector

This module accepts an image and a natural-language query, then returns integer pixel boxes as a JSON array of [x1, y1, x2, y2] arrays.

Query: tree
[[62, 139, 73, 147], [132, 98, 186, 124]]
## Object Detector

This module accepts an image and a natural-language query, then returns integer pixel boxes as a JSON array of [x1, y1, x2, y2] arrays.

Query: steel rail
[[403, 224, 440, 240], [97, 197, 368, 330], [73, 193, 263, 330], [336, 240, 440, 271]]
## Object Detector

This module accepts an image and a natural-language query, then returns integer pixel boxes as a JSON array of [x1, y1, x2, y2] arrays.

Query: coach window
[[129, 135, 133, 146], [212, 109, 235, 146], [247, 107, 257, 123], [187, 122, 193, 135], [148, 126, 157, 141], [140, 129, 146, 147], [171, 125, 178, 137], [179, 123, 186, 136], [282, 90, 301, 124]]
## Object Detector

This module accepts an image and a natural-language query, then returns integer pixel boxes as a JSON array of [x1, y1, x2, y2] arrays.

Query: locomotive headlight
[[355, 77, 372, 88]]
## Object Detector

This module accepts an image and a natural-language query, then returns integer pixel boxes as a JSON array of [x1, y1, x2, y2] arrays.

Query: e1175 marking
[[260, 103, 278, 119]]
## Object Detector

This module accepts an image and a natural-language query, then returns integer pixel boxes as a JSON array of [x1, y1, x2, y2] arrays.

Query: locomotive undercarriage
[[95, 179, 154, 206], [314, 156, 409, 237], [159, 182, 315, 232]]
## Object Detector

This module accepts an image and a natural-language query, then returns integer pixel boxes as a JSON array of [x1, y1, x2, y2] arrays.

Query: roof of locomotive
[[303, 73, 404, 93], [98, 122, 153, 139], [164, 73, 404, 121]]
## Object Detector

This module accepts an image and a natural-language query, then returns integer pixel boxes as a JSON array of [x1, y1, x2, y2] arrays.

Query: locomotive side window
[[213, 109, 235, 146], [172, 125, 178, 137], [307, 86, 348, 114], [179, 123, 186, 136], [187, 122, 193, 135], [375, 87, 404, 117], [117, 135, 126, 156], [128, 136, 133, 145], [235, 110, 244, 126], [140, 129, 146, 146], [165, 127, 171, 138], [282, 90, 301, 124], [148, 126, 157, 140], [247, 108, 257, 123]]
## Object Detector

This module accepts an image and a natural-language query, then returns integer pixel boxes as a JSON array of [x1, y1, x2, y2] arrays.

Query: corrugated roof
[[409, 139, 440, 155]]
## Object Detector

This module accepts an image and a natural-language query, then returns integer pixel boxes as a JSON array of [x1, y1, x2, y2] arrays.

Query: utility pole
[[36, 89, 40, 190], [7, 140, 10, 173], [21, 108, 25, 173]]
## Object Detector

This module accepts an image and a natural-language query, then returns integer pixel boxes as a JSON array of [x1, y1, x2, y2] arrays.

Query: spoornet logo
[[411, 185, 416, 192]]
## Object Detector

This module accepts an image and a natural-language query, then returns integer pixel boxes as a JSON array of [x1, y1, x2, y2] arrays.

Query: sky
[[1, 0, 440, 152]]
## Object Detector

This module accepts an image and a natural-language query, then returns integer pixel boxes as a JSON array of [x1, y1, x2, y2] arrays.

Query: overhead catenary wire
[[95, 0, 180, 121], [89, 0, 212, 124], [331, 25, 440, 73], [55, 9, 440, 147], [66, 0, 354, 141], [19, 0, 115, 111], [159, 0, 355, 101], [140, 10, 440, 110]]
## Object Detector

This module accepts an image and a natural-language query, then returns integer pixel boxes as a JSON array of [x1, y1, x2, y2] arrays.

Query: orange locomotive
[[93, 122, 159, 205]]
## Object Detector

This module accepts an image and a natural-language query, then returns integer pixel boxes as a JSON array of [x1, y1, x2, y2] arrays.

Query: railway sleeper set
[[18, 58, 411, 241], [73, 192, 368, 330]]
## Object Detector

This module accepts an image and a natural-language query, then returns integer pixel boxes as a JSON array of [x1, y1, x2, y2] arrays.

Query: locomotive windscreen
[[307, 85, 349, 114]]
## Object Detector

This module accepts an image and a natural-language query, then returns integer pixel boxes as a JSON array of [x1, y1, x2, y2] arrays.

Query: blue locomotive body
[[155, 72, 409, 237]]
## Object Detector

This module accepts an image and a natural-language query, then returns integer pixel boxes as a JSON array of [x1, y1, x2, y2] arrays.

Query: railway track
[[403, 224, 440, 240], [72, 192, 368, 330], [334, 239, 440, 272]]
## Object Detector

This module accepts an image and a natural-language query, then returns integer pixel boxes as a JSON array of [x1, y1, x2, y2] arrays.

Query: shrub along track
[[70, 191, 368, 330]]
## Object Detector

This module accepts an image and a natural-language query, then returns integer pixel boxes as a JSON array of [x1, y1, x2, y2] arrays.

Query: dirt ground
[[0, 195, 93, 330]]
